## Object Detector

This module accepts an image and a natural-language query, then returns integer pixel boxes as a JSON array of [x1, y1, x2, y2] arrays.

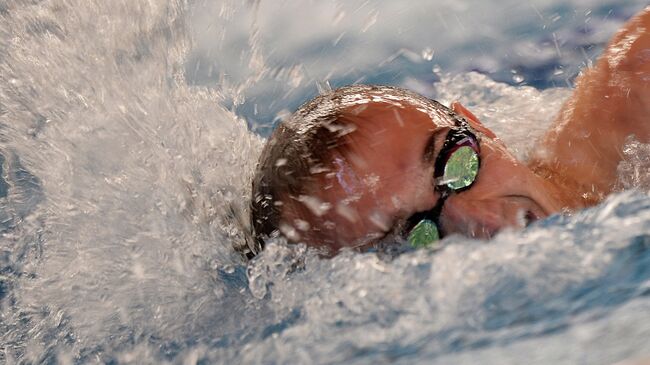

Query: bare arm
[[530, 7, 650, 208]]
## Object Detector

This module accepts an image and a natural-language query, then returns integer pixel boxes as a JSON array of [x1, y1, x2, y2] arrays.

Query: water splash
[[616, 136, 650, 191], [433, 72, 572, 160], [0, 0, 649, 364], [0, 0, 261, 361]]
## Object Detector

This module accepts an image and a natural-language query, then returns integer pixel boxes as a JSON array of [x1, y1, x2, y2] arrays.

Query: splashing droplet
[[421, 47, 434, 61], [293, 219, 310, 231], [288, 64, 304, 88], [512, 74, 525, 83], [333, 9, 345, 25], [298, 195, 332, 217], [316, 80, 332, 94], [279, 222, 301, 241], [273, 109, 291, 123], [361, 10, 379, 32]]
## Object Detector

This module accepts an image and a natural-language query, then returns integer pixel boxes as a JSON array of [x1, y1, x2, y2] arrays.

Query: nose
[[437, 194, 529, 239]]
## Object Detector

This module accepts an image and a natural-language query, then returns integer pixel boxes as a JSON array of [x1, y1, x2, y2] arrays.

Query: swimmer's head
[[247, 85, 566, 258]]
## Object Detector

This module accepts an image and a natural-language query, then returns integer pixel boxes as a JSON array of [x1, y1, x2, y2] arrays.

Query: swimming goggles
[[405, 117, 481, 248]]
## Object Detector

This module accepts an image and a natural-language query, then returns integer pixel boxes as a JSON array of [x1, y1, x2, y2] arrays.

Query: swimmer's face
[[280, 99, 566, 252]]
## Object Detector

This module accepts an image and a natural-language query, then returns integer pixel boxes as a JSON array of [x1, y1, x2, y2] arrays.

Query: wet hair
[[247, 85, 449, 258]]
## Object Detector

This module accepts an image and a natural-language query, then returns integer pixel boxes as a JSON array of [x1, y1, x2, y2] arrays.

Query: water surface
[[1, 1, 649, 364]]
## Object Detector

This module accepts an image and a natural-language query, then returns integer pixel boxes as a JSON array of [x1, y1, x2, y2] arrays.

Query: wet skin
[[281, 100, 568, 252], [531, 7, 650, 201], [278, 7, 650, 253]]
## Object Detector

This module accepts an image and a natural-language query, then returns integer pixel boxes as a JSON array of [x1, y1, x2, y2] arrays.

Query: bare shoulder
[[529, 7, 650, 205], [601, 7, 650, 73], [597, 7, 650, 113], [584, 7, 650, 106]]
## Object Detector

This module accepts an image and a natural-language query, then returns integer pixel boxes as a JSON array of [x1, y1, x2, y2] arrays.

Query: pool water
[[1, 1, 649, 364]]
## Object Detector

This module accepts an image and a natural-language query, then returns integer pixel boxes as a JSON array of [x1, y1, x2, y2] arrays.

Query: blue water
[[1, 1, 649, 364], [188, 0, 645, 135]]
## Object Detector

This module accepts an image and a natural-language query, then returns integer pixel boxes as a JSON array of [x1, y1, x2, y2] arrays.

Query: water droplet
[[316, 80, 332, 94], [232, 92, 245, 106], [273, 109, 291, 123], [432, 64, 442, 74], [279, 222, 301, 241], [333, 9, 345, 25], [247, 266, 268, 299], [361, 10, 378, 32], [293, 219, 310, 231], [369, 211, 390, 231], [213, 286, 224, 297], [309, 165, 330, 174], [336, 202, 359, 223], [512, 74, 525, 83], [287, 64, 304, 88], [333, 32, 345, 46], [132, 263, 145, 279], [298, 195, 331, 216], [421, 47, 434, 61]]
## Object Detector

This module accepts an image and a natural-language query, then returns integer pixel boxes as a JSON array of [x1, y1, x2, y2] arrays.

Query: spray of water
[[0, 0, 263, 361], [1, 1, 649, 364]]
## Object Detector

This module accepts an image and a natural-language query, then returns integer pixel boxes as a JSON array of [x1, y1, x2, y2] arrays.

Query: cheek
[[378, 167, 438, 213]]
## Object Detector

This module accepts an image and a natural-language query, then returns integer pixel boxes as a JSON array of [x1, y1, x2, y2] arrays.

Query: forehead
[[335, 98, 455, 171], [333, 100, 445, 191]]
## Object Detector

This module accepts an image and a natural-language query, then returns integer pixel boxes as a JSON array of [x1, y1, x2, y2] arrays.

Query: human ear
[[450, 101, 497, 139]]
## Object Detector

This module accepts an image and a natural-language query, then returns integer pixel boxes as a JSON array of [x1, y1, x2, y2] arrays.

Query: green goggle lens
[[442, 145, 479, 190], [407, 219, 440, 248]]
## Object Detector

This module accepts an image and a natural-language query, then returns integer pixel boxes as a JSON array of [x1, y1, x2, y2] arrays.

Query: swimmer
[[246, 7, 650, 258]]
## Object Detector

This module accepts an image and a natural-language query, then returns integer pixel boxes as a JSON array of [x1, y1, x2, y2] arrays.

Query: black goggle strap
[[405, 190, 448, 248]]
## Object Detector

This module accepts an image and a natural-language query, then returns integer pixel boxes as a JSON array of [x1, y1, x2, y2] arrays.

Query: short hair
[[247, 85, 449, 258]]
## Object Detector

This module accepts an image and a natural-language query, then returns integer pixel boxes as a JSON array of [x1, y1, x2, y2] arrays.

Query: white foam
[[1, 1, 649, 364]]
